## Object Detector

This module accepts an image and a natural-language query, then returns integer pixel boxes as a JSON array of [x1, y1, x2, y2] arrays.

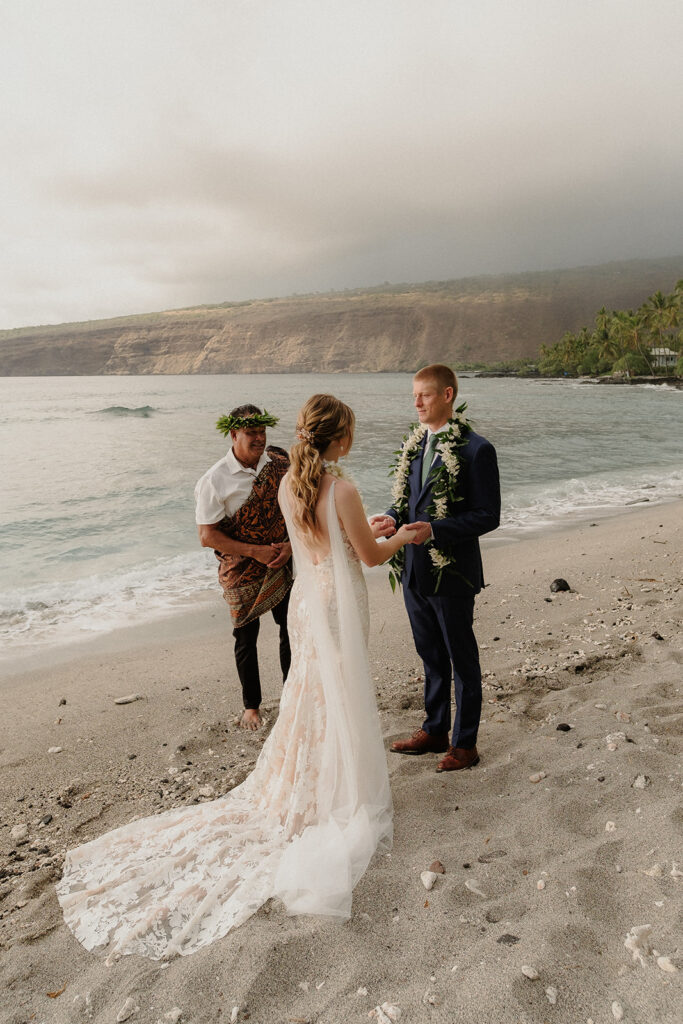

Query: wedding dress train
[[57, 481, 392, 960]]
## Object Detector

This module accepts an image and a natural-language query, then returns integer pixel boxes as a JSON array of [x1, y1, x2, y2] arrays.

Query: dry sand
[[1, 502, 681, 1024]]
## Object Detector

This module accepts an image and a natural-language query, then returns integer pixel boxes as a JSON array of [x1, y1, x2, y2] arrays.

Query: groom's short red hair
[[413, 363, 458, 399]]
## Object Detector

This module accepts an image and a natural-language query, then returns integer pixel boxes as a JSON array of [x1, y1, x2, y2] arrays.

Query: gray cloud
[[1, 0, 682, 328]]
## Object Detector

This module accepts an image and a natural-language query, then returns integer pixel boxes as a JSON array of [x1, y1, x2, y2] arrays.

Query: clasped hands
[[252, 541, 292, 568], [369, 515, 431, 545]]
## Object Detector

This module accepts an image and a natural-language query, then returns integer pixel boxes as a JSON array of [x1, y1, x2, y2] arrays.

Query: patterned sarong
[[214, 449, 292, 628]]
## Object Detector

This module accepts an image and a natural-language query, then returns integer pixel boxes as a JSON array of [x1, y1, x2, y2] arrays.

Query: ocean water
[[1, 374, 681, 661]]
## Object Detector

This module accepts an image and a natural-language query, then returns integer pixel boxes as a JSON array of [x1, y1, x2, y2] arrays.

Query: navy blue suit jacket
[[388, 429, 500, 597]]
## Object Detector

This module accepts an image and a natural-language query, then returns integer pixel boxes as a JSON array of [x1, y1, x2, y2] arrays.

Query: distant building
[[649, 347, 678, 369]]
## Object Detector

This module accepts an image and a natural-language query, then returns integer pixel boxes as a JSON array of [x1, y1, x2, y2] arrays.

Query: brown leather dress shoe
[[435, 746, 480, 772], [390, 728, 449, 755]]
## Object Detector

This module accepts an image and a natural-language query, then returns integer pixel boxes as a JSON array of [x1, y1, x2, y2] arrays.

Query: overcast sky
[[1, 0, 682, 329]]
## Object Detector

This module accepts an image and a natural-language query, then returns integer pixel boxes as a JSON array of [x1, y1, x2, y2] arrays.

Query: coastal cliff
[[1, 257, 680, 375]]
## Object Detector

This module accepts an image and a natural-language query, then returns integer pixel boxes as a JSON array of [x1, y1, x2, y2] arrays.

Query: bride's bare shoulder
[[332, 476, 362, 508]]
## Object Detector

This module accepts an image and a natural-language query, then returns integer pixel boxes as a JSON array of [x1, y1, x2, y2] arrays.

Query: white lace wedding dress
[[57, 480, 392, 960]]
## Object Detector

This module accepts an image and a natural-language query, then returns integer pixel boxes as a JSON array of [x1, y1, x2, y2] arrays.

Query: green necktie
[[421, 433, 439, 487]]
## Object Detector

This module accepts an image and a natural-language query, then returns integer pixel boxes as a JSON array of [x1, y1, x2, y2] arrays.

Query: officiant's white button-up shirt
[[195, 448, 271, 524]]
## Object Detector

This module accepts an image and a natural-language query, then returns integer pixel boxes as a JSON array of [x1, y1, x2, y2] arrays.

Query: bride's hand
[[396, 524, 418, 545]]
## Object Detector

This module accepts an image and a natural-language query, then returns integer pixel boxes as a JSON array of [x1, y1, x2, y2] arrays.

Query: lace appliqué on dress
[[56, 481, 391, 960]]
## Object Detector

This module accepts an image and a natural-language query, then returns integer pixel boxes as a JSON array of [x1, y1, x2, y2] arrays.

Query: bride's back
[[284, 393, 356, 564]]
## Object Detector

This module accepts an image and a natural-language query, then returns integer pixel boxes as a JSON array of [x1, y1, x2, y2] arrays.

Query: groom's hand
[[368, 514, 396, 538], [404, 521, 432, 545]]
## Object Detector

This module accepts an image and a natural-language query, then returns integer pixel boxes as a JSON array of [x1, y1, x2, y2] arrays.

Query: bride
[[57, 394, 416, 960]]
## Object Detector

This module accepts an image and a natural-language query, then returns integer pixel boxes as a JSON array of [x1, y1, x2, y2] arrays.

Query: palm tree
[[612, 310, 654, 374], [641, 290, 679, 350]]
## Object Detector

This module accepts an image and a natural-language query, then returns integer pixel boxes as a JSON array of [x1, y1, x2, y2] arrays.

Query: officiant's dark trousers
[[233, 591, 291, 710], [403, 589, 482, 749]]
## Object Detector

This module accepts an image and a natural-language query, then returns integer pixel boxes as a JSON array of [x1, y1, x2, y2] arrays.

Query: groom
[[374, 364, 500, 772]]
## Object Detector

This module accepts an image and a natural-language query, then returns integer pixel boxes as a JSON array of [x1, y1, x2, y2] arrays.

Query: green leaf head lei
[[216, 409, 280, 437]]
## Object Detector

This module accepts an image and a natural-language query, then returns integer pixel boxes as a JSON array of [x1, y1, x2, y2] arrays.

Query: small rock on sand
[[370, 1004, 401, 1023], [47, 746, 63, 754], [429, 860, 445, 873], [114, 694, 142, 705], [611, 1001, 624, 1021], [545, 986, 558, 1004], [421, 871, 438, 890], [10, 823, 28, 841], [550, 578, 570, 592], [528, 771, 546, 783], [117, 998, 140, 1022], [521, 965, 539, 980], [632, 775, 650, 789], [624, 924, 652, 966], [164, 1010, 182, 1023]]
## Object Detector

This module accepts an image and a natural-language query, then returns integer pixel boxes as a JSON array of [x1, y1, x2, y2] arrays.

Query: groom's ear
[[444, 385, 454, 403]]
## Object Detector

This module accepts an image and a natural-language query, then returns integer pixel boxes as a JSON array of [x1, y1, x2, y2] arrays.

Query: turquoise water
[[1, 374, 681, 657]]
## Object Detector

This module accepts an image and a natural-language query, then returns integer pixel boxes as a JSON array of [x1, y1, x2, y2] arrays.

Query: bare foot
[[240, 709, 262, 731]]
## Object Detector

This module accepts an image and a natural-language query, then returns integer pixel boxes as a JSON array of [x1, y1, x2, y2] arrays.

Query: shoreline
[[3, 496, 682, 680]]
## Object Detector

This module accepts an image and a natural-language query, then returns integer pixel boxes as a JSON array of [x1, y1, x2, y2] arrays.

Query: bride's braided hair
[[289, 394, 355, 536]]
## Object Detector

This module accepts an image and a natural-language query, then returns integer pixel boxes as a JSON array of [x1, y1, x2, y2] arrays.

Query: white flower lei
[[388, 404, 471, 591], [322, 459, 351, 481]]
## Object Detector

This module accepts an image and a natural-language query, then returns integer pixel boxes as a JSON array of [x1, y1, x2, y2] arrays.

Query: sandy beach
[[1, 501, 681, 1024]]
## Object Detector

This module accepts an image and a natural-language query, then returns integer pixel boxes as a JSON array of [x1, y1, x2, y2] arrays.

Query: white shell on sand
[[657, 956, 677, 973], [47, 746, 63, 754], [632, 775, 649, 789], [114, 694, 142, 705], [230, 1007, 239, 1023], [605, 821, 616, 832], [545, 986, 558, 1004], [624, 924, 652, 966], [117, 998, 140, 1022], [164, 1010, 182, 1023], [537, 879, 546, 890], [611, 1001, 624, 1021], [370, 1003, 401, 1023], [464, 879, 486, 897], [357, 987, 368, 996], [421, 871, 438, 890], [521, 966, 539, 980], [10, 823, 28, 841], [528, 771, 546, 783]]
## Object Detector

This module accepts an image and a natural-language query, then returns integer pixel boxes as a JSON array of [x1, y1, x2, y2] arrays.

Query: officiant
[[195, 404, 292, 730]]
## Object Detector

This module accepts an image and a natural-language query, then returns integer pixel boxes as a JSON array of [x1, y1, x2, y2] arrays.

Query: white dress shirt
[[195, 449, 271, 525], [423, 423, 449, 476]]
